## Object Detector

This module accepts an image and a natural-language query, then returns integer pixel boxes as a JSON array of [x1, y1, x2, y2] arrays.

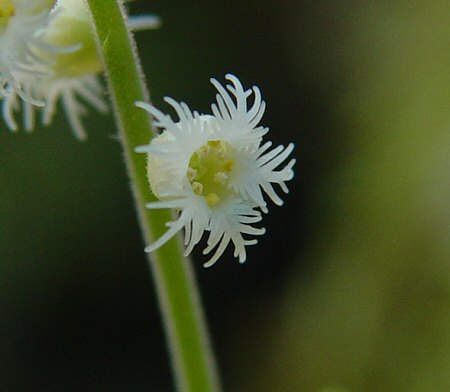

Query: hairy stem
[[83, 1, 222, 390]]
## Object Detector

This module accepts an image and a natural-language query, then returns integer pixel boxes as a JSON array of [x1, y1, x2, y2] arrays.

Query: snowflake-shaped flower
[[136, 74, 295, 267], [0, 0, 57, 102], [1, 0, 159, 139]]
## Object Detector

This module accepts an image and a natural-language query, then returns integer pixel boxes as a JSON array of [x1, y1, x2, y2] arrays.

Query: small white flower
[[1, 0, 159, 139], [136, 74, 295, 267], [3, 73, 108, 139], [0, 0, 56, 103]]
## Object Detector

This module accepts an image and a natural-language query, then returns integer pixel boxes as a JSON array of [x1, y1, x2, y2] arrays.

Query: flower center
[[187, 140, 235, 207], [0, 0, 14, 30], [41, 7, 103, 78]]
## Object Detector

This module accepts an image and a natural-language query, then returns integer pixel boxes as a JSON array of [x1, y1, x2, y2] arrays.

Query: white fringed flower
[[136, 74, 295, 267], [0, 0, 56, 103], [1, 0, 159, 139], [3, 73, 108, 139]]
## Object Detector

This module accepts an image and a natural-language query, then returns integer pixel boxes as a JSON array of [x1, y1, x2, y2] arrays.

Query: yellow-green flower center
[[42, 15, 102, 78], [187, 140, 235, 207], [0, 0, 14, 30]]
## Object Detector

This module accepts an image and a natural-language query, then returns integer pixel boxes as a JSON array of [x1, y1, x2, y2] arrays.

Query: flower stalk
[[83, 0, 221, 391]]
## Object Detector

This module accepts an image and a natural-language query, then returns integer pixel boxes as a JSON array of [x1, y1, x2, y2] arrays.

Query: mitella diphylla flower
[[1, 0, 160, 140], [0, 0, 56, 102], [136, 75, 295, 267]]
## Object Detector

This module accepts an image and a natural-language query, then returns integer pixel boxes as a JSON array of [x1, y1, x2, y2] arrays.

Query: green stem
[[83, 1, 221, 391]]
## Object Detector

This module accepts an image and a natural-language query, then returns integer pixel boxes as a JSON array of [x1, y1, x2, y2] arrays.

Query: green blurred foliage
[[1, 0, 450, 391], [236, 1, 450, 392]]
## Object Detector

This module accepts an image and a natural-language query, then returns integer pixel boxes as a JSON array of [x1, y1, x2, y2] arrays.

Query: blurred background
[[2, 0, 450, 391]]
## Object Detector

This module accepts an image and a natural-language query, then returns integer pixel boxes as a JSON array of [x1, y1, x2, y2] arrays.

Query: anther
[[214, 172, 228, 185], [187, 167, 197, 181], [192, 182, 203, 195], [198, 144, 210, 157], [223, 160, 234, 172], [206, 193, 220, 207]]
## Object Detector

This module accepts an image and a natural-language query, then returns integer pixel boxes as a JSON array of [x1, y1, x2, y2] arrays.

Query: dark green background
[[2, 1, 450, 391]]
